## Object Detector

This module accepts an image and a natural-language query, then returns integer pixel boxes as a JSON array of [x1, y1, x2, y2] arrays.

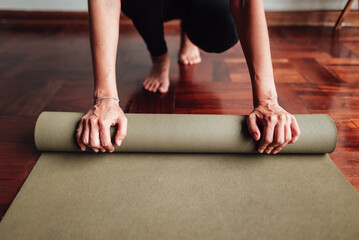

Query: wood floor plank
[[290, 58, 345, 84]]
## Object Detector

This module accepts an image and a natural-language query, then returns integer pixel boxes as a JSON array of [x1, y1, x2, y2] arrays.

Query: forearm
[[88, 0, 121, 99], [230, 0, 277, 107]]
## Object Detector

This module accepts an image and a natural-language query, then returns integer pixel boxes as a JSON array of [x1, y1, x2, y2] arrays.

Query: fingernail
[[258, 149, 264, 153], [265, 150, 271, 154], [117, 140, 122, 146], [272, 151, 278, 154]]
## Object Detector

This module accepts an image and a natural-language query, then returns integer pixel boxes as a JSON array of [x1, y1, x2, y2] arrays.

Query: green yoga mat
[[0, 111, 358, 240]]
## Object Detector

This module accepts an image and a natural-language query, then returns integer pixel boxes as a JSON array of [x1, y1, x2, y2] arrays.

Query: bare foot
[[178, 29, 201, 65], [143, 52, 170, 93]]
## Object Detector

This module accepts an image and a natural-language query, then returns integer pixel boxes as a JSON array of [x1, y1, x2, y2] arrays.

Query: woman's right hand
[[76, 99, 127, 153]]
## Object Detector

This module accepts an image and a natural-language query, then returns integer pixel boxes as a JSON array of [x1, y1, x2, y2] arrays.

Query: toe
[[159, 81, 169, 93], [144, 82, 151, 90], [144, 82, 152, 91], [148, 82, 155, 92], [182, 58, 189, 65], [143, 79, 149, 88], [179, 56, 186, 65], [152, 82, 160, 92], [150, 82, 158, 92]]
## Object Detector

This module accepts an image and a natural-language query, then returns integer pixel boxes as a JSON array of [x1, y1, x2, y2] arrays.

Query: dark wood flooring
[[1, 21, 359, 220]]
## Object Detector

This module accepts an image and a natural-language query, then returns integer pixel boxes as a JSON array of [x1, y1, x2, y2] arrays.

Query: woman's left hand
[[247, 101, 301, 154]]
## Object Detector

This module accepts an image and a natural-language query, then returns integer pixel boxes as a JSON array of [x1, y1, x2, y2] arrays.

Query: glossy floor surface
[[1, 22, 359, 220]]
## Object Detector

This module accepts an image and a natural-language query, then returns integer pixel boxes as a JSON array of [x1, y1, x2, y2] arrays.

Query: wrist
[[94, 89, 118, 99], [253, 92, 278, 107], [251, 77, 278, 107], [94, 98, 120, 109]]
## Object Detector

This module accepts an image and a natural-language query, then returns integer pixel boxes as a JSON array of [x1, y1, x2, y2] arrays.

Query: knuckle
[[89, 140, 99, 148], [102, 140, 112, 148], [266, 115, 277, 124], [266, 147, 274, 152], [85, 118, 92, 127], [274, 147, 283, 153], [248, 114, 256, 121], [285, 136, 291, 142], [121, 116, 128, 123], [285, 114, 291, 121], [278, 114, 284, 121], [118, 133, 127, 139], [98, 119, 106, 128], [264, 138, 272, 144], [89, 117, 98, 125], [266, 145, 274, 150], [103, 144, 112, 149], [120, 132, 127, 137]]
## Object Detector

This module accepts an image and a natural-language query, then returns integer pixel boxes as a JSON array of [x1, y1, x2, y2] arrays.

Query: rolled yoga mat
[[34, 112, 337, 153], [0, 111, 359, 240]]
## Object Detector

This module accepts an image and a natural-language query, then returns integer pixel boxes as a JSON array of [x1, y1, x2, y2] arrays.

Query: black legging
[[121, 0, 238, 56]]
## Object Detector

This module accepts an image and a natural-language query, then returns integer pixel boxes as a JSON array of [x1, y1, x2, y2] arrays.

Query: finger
[[258, 119, 276, 153], [115, 117, 128, 147], [247, 114, 261, 141], [265, 117, 285, 154], [89, 118, 100, 152], [81, 119, 90, 148], [99, 146, 106, 153], [272, 145, 283, 155], [264, 128, 279, 154], [91, 147, 99, 153], [289, 116, 301, 144], [272, 121, 291, 154], [76, 119, 86, 151], [99, 120, 114, 152]]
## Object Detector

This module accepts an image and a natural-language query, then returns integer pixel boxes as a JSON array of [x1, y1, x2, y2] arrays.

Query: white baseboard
[[0, 0, 356, 11]]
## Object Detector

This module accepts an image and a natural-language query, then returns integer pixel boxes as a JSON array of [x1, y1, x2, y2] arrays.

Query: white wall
[[265, 0, 354, 11], [0, 0, 87, 11], [0, 0, 354, 11]]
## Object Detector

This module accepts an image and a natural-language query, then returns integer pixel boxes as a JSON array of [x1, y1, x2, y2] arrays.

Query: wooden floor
[[1, 22, 359, 220]]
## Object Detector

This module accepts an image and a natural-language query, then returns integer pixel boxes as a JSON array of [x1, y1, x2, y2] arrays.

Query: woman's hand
[[247, 101, 301, 154], [76, 99, 127, 153]]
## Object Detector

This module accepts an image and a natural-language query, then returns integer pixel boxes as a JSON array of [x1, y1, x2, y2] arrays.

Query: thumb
[[247, 114, 261, 141], [115, 117, 128, 146]]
